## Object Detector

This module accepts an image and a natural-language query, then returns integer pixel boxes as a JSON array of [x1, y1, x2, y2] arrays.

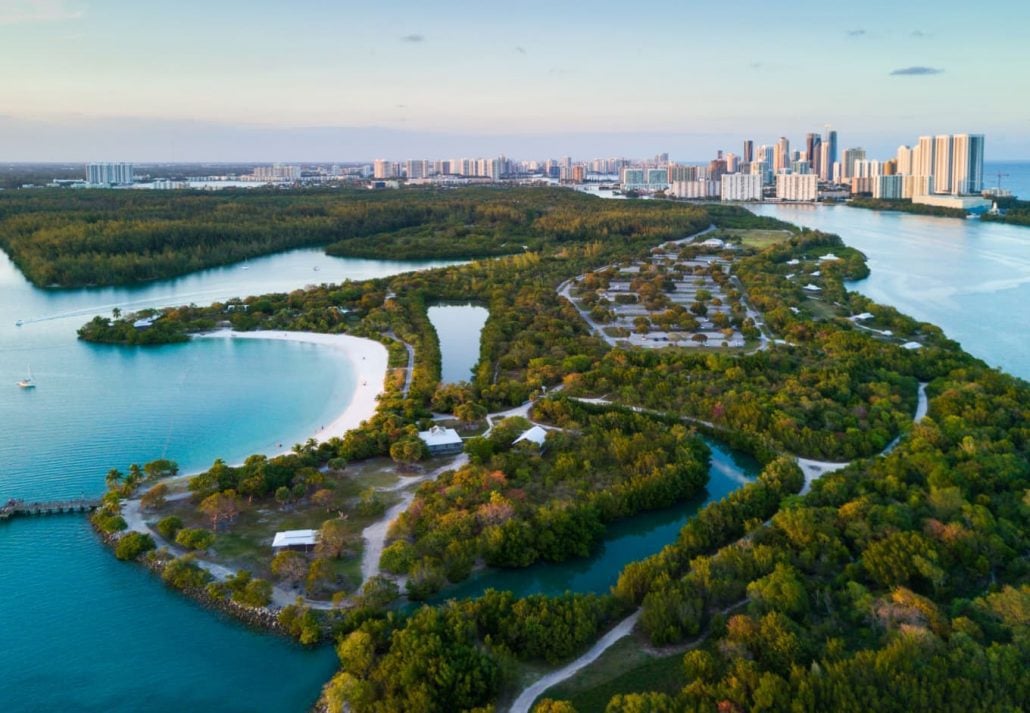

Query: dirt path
[[359, 453, 468, 583], [509, 611, 641, 713]]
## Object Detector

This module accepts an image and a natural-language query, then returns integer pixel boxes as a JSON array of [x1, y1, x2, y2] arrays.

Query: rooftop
[[272, 529, 318, 548], [513, 425, 548, 446], [418, 425, 463, 447]]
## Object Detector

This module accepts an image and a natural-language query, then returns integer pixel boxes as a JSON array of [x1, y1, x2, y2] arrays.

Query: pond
[[427, 302, 489, 384]]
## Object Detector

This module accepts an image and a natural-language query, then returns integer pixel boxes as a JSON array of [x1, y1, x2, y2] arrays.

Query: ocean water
[[984, 160, 1030, 199], [750, 203, 1030, 380], [0, 248, 459, 713]]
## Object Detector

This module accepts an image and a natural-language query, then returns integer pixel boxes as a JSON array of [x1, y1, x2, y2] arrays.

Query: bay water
[[750, 203, 1030, 380], [0, 248, 458, 712]]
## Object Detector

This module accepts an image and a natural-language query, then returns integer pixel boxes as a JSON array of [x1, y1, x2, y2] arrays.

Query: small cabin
[[418, 426, 464, 456], [271, 529, 318, 552]]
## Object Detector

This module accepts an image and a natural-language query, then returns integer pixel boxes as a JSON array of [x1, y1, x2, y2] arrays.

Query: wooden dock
[[1, 497, 101, 520]]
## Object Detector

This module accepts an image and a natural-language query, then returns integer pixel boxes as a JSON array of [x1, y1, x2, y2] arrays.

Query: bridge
[[0, 497, 102, 521]]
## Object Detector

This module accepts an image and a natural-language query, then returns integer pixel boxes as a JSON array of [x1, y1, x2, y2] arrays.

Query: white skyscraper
[[915, 136, 935, 180], [950, 134, 985, 195], [373, 159, 395, 179], [933, 135, 953, 194]]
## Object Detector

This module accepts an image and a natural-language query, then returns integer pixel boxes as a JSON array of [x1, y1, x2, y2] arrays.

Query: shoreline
[[193, 329, 389, 451]]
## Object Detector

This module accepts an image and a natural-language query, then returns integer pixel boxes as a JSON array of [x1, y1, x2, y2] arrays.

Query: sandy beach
[[194, 329, 389, 445]]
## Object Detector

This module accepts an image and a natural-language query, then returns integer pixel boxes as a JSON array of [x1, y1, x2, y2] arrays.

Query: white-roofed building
[[418, 426, 464, 456], [513, 425, 548, 448], [272, 529, 318, 552]]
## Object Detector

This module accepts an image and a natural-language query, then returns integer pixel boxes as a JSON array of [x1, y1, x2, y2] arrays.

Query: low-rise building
[[418, 426, 464, 456], [913, 194, 992, 213], [272, 529, 318, 552]]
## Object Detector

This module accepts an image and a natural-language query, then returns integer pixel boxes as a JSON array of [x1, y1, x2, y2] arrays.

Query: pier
[[1, 497, 101, 520]]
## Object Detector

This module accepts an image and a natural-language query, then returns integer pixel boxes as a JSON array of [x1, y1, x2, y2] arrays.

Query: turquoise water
[[433, 439, 759, 602], [0, 248, 459, 713], [750, 203, 1030, 380], [427, 303, 489, 383]]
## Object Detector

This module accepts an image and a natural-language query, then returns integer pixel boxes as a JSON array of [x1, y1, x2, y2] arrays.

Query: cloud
[[0, 0, 83, 25], [847, 29, 867, 37], [399, 33, 424, 43], [890, 66, 944, 76], [514, 46, 526, 55]]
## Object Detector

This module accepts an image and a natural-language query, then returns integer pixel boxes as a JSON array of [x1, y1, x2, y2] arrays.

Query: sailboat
[[17, 365, 35, 389]]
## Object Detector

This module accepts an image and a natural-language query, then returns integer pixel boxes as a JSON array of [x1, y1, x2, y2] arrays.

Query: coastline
[[193, 330, 389, 447], [98, 330, 391, 634]]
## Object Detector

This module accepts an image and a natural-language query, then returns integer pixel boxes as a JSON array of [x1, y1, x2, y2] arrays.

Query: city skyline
[[0, 0, 1028, 160]]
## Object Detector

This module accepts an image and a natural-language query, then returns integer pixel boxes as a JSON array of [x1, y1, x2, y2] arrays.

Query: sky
[[1, 0, 1028, 161]]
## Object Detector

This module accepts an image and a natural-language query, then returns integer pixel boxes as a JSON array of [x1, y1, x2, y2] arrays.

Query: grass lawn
[[541, 634, 686, 711], [143, 457, 407, 593], [803, 297, 844, 321], [727, 228, 793, 249]]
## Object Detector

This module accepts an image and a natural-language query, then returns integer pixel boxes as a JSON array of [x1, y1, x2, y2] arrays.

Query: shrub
[[115, 532, 155, 561], [155, 515, 183, 540], [175, 527, 216, 551]]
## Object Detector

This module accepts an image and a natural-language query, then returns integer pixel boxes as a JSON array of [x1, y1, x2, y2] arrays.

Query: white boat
[[17, 365, 35, 389], [15, 319, 23, 326]]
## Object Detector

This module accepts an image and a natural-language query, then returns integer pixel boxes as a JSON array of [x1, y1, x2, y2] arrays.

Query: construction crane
[[994, 172, 1009, 192]]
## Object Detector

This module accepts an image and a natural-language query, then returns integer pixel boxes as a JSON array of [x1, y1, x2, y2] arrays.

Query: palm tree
[[105, 468, 123, 490]]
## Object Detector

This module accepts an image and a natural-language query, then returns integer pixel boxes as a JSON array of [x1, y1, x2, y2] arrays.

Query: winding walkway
[[509, 611, 641, 713], [507, 381, 931, 710]]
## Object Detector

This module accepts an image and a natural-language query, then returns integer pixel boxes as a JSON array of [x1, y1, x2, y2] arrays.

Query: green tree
[[115, 532, 155, 561]]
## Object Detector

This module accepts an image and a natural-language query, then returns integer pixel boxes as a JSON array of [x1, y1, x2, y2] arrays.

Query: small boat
[[313, 266, 320, 271], [18, 365, 35, 389], [15, 319, 23, 326]]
